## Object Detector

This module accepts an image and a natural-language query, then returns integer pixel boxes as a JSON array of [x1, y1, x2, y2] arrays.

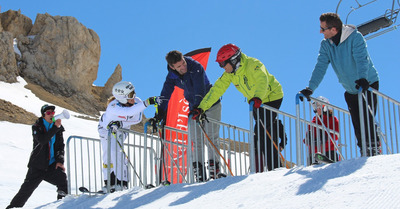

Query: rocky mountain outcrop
[[0, 9, 123, 117], [21, 13, 101, 97], [102, 64, 122, 101], [0, 9, 32, 38], [0, 99, 37, 125], [0, 31, 18, 82]]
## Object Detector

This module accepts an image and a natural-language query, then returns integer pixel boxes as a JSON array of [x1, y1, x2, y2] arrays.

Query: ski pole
[[258, 119, 291, 169], [149, 115, 188, 183], [152, 103, 169, 184], [196, 120, 234, 176], [158, 130, 188, 183], [113, 132, 145, 187], [157, 128, 170, 185], [154, 123, 188, 183], [150, 101, 173, 185], [153, 122, 175, 184]]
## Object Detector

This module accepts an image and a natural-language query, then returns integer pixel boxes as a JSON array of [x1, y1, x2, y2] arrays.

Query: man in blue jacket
[[156, 50, 222, 182], [299, 13, 381, 156]]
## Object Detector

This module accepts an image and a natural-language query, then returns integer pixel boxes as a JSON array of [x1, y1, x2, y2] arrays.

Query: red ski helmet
[[216, 43, 240, 62]]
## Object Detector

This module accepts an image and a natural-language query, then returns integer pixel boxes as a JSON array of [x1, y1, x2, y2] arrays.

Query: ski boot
[[101, 185, 116, 193], [57, 189, 67, 199], [366, 145, 382, 156], [208, 160, 227, 180], [193, 162, 206, 182], [101, 179, 116, 193]]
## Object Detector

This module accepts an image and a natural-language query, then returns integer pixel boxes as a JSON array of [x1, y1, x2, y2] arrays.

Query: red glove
[[249, 97, 262, 108]]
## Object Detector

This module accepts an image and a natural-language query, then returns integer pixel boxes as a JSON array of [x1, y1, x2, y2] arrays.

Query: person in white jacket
[[98, 81, 159, 192]]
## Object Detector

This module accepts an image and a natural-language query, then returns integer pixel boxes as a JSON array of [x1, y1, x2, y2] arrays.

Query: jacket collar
[[233, 53, 248, 75], [340, 24, 356, 43], [328, 24, 356, 45]]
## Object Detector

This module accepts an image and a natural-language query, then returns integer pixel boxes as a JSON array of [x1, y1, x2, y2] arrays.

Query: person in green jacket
[[190, 43, 287, 172]]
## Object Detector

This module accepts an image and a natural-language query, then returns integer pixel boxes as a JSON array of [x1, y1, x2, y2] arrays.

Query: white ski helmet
[[112, 81, 135, 104], [312, 96, 330, 112]]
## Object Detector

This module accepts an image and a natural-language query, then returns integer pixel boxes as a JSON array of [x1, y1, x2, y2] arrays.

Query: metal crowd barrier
[[149, 118, 252, 184], [150, 124, 191, 185], [295, 95, 356, 166], [249, 102, 297, 172], [358, 88, 400, 156], [187, 118, 252, 180], [66, 117, 253, 192], [66, 135, 102, 195], [65, 88, 400, 193], [295, 88, 400, 166], [66, 129, 159, 195]]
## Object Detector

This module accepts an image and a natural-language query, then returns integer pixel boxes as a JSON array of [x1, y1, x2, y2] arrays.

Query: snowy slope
[[1, 78, 400, 209]]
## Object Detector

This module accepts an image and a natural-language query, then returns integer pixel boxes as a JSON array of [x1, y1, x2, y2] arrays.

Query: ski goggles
[[45, 110, 55, 115], [218, 60, 228, 68], [126, 91, 136, 100]]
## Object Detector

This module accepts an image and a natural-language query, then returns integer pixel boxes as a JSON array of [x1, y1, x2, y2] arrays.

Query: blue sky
[[3, 0, 400, 130]]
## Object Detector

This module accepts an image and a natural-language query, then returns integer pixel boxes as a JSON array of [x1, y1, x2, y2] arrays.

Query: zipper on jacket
[[243, 76, 251, 91]]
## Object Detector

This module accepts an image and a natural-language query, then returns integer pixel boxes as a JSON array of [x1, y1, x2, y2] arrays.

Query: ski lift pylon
[[336, 0, 400, 40]]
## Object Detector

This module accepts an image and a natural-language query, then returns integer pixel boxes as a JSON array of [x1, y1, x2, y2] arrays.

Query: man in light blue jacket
[[299, 13, 381, 156]]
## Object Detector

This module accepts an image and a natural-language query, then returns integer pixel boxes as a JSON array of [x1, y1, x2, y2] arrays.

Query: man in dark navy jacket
[[156, 50, 223, 182]]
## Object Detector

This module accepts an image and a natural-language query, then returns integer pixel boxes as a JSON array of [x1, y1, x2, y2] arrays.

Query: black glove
[[249, 97, 262, 108], [148, 118, 158, 133], [299, 87, 313, 101], [107, 121, 122, 134], [145, 96, 160, 106], [189, 108, 208, 122], [154, 107, 166, 124], [355, 78, 369, 91]]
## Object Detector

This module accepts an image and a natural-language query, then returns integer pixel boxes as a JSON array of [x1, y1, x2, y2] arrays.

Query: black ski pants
[[8, 163, 68, 208], [344, 81, 380, 153], [253, 98, 284, 172]]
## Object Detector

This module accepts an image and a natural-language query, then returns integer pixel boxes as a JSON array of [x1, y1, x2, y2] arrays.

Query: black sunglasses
[[320, 26, 332, 32]]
